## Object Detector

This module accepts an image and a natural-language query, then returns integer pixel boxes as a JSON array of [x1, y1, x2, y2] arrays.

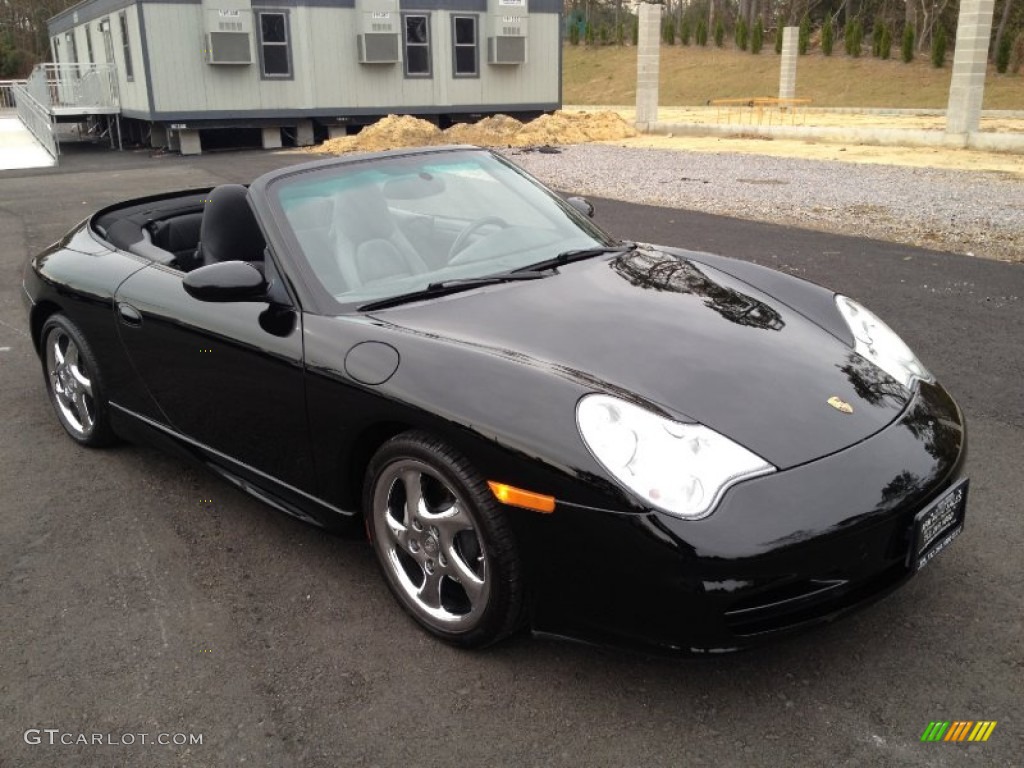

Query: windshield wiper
[[514, 241, 637, 273], [359, 271, 548, 311]]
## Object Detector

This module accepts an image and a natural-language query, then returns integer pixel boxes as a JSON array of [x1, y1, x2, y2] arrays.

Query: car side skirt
[[109, 402, 358, 530]]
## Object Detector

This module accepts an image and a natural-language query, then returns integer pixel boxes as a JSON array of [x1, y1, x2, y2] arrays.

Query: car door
[[113, 259, 316, 498]]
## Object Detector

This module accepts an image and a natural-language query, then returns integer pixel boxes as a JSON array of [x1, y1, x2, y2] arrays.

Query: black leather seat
[[195, 184, 266, 267], [150, 213, 203, 271]]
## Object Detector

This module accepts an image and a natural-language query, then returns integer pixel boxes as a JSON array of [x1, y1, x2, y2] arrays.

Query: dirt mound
[[319, 114, 442, 154], [315, 110, 636, 154], [443, 114, 525, 146]]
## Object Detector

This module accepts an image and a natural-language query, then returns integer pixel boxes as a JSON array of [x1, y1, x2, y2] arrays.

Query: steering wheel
[[448, 216, 509, 263]]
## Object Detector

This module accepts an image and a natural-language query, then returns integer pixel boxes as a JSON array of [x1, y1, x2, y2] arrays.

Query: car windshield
[[270, 149, 614, 307]]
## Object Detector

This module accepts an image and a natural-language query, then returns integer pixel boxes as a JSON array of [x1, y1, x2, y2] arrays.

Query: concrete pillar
[[779, 27, 798, 100], [946, 0, 996, 136], [635, 3, 661, 129], [261, 126, 283, 149], [295, 119, 315, 147], [328, 126, 348, 140], [178, 129, 202, 156], [150, 123, 169, 149]]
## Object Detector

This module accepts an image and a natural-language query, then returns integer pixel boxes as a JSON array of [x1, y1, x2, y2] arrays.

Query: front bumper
[[527, 381, 967, 653]]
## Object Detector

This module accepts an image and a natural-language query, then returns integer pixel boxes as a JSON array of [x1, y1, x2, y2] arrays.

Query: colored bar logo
[[921, 721, 997, 742]]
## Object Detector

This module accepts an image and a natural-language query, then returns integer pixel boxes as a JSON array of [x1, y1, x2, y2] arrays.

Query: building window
[[257, 11, 292, 78], [119, 11, 134, 81], [452, 16, 478, 77], [86, 26, 95, 65], [403, 14, 431, 77]]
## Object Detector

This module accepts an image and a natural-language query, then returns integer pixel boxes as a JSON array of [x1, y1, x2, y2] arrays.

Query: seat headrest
[[199, 184, 266, 265]]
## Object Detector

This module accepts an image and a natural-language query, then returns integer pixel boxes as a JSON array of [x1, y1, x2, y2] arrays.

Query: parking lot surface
[[1, 145, 1021, 766]]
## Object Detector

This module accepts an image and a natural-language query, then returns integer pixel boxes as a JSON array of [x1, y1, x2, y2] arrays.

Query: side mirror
[[567, 196, 595, 218], [183, 261, 267, 302]]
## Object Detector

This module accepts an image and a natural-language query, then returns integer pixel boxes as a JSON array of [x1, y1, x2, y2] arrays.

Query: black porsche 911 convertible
[[23, 146, 968, 652]]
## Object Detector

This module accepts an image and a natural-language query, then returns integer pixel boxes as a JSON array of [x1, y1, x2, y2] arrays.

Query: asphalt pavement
[[1, 144, 1021, 767]]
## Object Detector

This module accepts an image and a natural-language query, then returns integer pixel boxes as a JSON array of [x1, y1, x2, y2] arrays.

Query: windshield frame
[[255, 146, 616, 314]]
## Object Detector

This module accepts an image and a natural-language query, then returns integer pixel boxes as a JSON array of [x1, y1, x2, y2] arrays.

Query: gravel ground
[[505, 144, 1024, 262]]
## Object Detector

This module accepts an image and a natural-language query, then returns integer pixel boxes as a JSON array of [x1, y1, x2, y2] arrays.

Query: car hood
[[371, 248, 910, 469]]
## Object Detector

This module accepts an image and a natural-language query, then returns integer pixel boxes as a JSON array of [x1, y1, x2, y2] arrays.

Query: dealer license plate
[[912, 477, 968, 571]]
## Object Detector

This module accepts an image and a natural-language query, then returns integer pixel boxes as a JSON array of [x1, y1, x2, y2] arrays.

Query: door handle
[[117, 302, 143, 327]]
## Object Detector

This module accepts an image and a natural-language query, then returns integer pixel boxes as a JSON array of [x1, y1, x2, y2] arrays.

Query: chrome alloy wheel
[[372, 459, 490, 631], [46, 327, 96, 438]]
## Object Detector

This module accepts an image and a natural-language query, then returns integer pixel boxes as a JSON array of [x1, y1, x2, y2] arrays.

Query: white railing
[[0, 80, 26, 110], [11, 82, 58, 159], [27, 63, 120, 110]]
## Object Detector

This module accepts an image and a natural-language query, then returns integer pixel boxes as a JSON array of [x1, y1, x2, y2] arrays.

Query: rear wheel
[[364, 432, 524, 647], [41, 315, 115, 447]]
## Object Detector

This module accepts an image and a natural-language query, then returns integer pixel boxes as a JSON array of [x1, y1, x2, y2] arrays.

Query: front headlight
[[576, 394, 775, 520], [835, 296, 932, 390]]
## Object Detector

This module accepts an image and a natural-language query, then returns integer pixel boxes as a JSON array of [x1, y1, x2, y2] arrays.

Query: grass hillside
[[563, 44, 1024, 109]]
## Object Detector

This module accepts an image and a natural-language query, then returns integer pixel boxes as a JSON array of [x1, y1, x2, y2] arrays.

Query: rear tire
[[364, 431, 524, 648], [40, 315, 116, 447]]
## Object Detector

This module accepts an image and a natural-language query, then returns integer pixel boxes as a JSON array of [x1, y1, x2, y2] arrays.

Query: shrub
[[1011, 29, 1024, 73], [902, 25, 914, 63], [632, 18, 639, 45], [736, 17, 749, 50], [844, 19, 863, 57], [599, 23, 609, 44], [714, 18, 725, 47], [798, 14, 810, 54], [880, 24, 892, 59], [696, 19, 709, 46], [663, 18, 675, 44], [569, 22, 579, 46], [822, 14, 834, 56], [680, 18, 692, 45], [616, 21, 624, 45], [872, 19, 883, 57], [751, 18, 764, 53], [931, 25, 947, 67], [585, 22, 594, 45], [996, 32, 1011, 72], [775, 20, 784, 53]]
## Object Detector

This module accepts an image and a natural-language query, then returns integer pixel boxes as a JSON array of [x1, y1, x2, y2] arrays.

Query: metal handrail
[[0, 80, 26, 110], [27, 63, 119, 109], [11, 83, 58, 159]]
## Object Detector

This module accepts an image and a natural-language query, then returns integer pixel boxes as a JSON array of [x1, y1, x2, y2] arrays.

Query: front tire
[[40, 315, 115, 447], [364, 432, 524, 648]]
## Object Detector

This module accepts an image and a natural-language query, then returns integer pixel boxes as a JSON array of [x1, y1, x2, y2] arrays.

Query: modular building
[[47, 0, 561, 154]]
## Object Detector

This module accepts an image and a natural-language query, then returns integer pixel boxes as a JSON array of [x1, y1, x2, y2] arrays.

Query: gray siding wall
[[141, 2, 558, 116], [53, 5, 151, 113], [117, 5, 150, 112]]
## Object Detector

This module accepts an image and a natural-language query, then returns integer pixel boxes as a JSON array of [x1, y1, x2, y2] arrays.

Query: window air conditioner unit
[[206, 31, 252, 64], [204, 9, 253, 64], [358, 33, 401, 64], [488, 36, 526, 64]]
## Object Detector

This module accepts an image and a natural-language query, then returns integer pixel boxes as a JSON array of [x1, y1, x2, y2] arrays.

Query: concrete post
[[946, 0, 996, 136], [149, 123, 169, 149], [295, 119, 315, 147], [635, 3, 661, 129], [178, 129, 201, 156], [261, 126, 283, 149], [778, 27, 798, 100]]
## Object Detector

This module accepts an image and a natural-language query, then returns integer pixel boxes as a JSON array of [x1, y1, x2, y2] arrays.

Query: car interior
[[93, 182, 451, 294]]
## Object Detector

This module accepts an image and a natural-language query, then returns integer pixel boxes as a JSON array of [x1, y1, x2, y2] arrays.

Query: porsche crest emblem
[[827, 396, 854, 414]]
